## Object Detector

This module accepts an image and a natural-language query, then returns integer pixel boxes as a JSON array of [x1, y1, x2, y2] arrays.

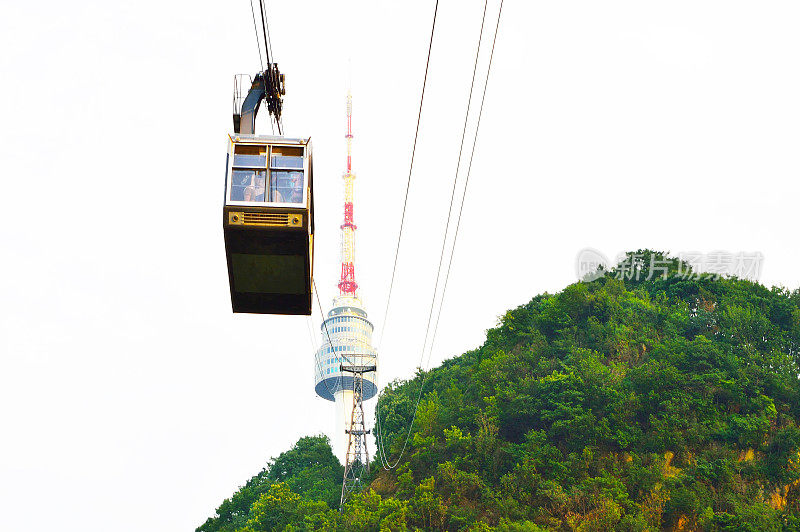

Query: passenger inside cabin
[[235, 171, 266, 202], [279, 172, 303, 203], [243, 186, 255, 201], [252, 172, 266, 201], [270, 171, 304, 203], [229, 171, 247, 201]]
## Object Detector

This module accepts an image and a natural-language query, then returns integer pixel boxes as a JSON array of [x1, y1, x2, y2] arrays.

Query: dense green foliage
[[197, 436, 343, 531], [199, 251, 800, 530]]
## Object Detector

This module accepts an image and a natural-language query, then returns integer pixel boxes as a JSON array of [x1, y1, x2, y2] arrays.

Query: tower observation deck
[[313, 92, 377, 464]]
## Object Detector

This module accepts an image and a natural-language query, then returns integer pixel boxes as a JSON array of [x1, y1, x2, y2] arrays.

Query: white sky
[[2, 1, 799, 530]]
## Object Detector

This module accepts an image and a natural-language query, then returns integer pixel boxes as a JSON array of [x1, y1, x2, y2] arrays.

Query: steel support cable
[[305, 315, 319, 352], [373, 0, 442, 469], [371, 0, 441, 464], [249, 0, 265, 70], [307, 292, 351, 455], [260, 0, 275, 68], [374, 0, 440, 351], [375, 0, 494, 470], [314, 280, 356, 365], [247, 0, 274, 135], [257, 0, 271, 64], [258, 0, 275, 99], [257, 0, 282, 134], [311, 282, 345, 398], [260, 0, 280, 136], [423, 0, 504, 379], [378, 0, 505, 470]]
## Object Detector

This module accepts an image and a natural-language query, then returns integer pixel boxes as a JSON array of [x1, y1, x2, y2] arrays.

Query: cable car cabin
[[223, 135, 313, 315]]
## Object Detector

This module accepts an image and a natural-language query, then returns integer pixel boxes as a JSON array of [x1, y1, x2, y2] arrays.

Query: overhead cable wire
[[375, 0, 440, 350], [308, 289, 352, 454], [257, 0, 282, 134], [260, 0, 280, 136], [375, 0, 495, 470], [423, 0, 505, 373], [257, 0, 271, 63], [376, 0, 505, 470], [312, 281, 350, 398], [378, 0, 505, 469], [415, 0, 490, 372], [260, 0, 275, 66], [247, 0, 275, 135], [314, 280, 356, 367], [312, 282, 364, 465], [375, 0, 486, 468], [305, 315, 319, 353], [249, 0, 265, 70], [373, 0, 443, 469]]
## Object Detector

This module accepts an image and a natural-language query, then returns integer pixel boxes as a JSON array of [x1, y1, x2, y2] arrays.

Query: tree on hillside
[[199, 251, 800, 530]]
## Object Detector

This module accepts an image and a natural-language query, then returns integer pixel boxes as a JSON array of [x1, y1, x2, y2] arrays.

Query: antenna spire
[[338, 90, 358, 296]]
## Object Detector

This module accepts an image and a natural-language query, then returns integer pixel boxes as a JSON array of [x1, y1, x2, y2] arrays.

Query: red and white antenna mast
[[338, 91, 358, 296], [308, 88, 378, 508]]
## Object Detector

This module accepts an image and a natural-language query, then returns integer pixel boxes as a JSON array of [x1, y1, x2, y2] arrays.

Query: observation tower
[[313, 92, 377, 469]]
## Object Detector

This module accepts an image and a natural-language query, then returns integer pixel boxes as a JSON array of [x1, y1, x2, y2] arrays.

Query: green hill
[[198, 251, 800, 531]]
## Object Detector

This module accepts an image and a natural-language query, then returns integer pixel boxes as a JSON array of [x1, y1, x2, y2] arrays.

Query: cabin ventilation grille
[[229, 211, 302, 227]]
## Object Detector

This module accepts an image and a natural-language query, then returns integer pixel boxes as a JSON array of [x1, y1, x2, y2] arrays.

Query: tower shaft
[[335, 91, 375, 510], [310, 91, 377, 509]]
